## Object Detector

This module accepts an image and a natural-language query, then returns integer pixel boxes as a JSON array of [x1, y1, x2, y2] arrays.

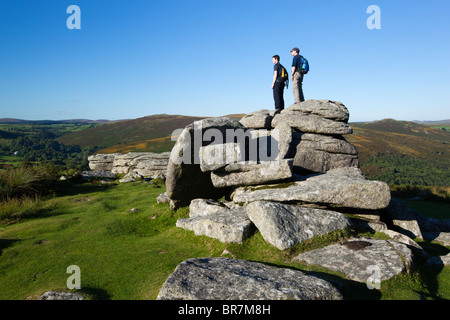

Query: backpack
[[279, 64, 289, 88], [299, 55, 309, 74]]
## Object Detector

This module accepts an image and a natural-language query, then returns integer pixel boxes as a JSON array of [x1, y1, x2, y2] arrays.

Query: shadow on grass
[[413, 241, 449, 300], [309, 270, 383, 300], [250, 260, 382, 300], [78, 287, 112, 300], [0, 238, 20, 257], [53, 181, 114, 198]]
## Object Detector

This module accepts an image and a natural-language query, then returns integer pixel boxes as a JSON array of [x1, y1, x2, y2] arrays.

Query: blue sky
[[0, 0, 449, 122]]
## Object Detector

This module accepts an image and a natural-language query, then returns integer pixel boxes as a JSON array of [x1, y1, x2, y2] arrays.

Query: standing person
[[290, 47, 305, 103], [271, 55, 285, 113]]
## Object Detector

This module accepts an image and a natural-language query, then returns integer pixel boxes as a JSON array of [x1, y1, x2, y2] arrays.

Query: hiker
[[290, 47, 306, 103], [271, 55, 286, 113]]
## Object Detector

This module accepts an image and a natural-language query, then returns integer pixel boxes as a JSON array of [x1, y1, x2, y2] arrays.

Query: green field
[[0, 181, 448, 300], [0, 154, 22, 165]]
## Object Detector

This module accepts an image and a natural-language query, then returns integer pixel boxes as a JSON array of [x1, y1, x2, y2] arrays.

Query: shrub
[[0, 163, 60, 200], [0, 196, 44, 221]]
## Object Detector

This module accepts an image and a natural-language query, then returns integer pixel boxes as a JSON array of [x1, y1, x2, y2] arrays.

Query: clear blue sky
[[0, 0, 449, 122]]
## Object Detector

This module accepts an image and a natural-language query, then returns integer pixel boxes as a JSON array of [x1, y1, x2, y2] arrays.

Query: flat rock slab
[[239, 109, 275, 129], [211, 159, 293, 188], [286, 100, 350, 121], [232, 167, 391, 210], [272, 113, 352, 135], [176, 199, 254, 243], [294, 237, 413, 283], [246, 201, 351, 250], [157, 257, 343, 300]]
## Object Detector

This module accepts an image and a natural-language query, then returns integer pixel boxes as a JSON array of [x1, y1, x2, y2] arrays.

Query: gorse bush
[[0, 196, 46, 221], [0, 163, 60, 200]]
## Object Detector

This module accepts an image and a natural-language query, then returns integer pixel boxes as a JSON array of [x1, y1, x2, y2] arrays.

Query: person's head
[[272, 55, 280, 64], [290, 47, 300, 56]]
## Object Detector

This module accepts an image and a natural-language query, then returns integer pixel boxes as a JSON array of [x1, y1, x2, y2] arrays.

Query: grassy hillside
[[354, 118, 450, 142], [0, 181, 448, 300], [56, 114, 206, 150], [346, 119, 450, 187]]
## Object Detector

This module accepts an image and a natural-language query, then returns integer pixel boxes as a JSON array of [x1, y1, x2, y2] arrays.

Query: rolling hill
[[347, 120, 449, 186], [56, 114, 207, 151], [347, 120, 449, 163], [352, 118, 450, 142], [0, 118, 112, 125], [56, 113, 246, 154]]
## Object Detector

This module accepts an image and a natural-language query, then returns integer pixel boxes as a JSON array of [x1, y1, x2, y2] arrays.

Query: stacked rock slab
[[87, 152, 170, 178], [88, 153, 120, 171], [111, 152, 170, 176], [271, 100, 359, 174]]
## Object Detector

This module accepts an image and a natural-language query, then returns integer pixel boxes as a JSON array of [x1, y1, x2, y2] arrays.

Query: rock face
[[199, 142, 244, 172], [166, 117, 245, 209], [292, 133, 359, 174], [210, 159, 293, 188], [88, 153, 119, 171], [246, 201, 351, 250], [294, 237, 413, 283], [176, 199, 254, 244], [157, 257, 343, 300], [87, 152, 170, 178], [111, 152, 170, 176], [232, 167, 391, 210]]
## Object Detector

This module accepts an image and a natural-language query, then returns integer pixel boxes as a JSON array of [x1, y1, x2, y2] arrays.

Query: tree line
[[0, 127, 98, 170], [361, 153, 449, 187]]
